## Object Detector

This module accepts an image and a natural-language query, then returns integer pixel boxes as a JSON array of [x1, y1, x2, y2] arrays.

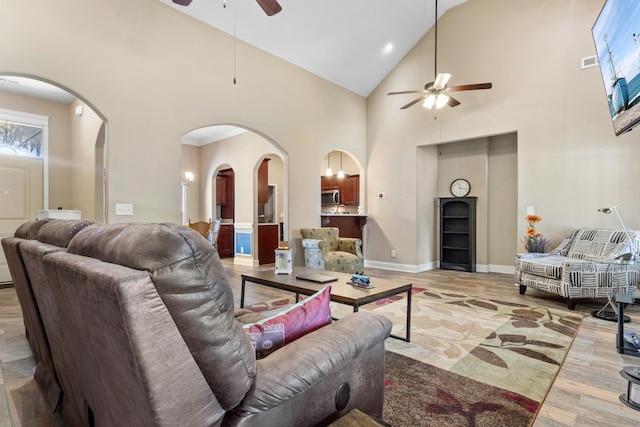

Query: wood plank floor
[[1, 262, 640, 426]]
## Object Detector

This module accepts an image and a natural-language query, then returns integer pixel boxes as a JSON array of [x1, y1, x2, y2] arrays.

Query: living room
[[1, 0, 640, 425]]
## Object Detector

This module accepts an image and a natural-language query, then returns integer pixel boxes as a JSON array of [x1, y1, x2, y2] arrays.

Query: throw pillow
[[243, 286, 332, 359]]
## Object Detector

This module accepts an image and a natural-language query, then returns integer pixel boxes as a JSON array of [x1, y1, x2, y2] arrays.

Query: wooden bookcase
[[439, 197, 477, 272]]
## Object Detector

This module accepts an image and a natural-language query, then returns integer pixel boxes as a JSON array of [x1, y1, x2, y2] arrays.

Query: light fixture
[[423, 93, 450, 109], [184, 171, 194, 186], [598, 205, 637, 261], [74, 105, 83, 117], [325, 152, 333, 177], [337, 152, 345, 178]]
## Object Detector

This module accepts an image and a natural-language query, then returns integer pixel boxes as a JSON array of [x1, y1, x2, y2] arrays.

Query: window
[[0, 118, 43, 158]]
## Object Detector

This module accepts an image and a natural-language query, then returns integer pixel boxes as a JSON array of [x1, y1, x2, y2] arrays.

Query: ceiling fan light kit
[[387, 0, 492, 111]]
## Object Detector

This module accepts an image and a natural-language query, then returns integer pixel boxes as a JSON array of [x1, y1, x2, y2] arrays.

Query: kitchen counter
[[320, 214, 367, 240]]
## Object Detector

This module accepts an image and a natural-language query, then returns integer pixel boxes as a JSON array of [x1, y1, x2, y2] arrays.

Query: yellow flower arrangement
[[522, 214, 551, 253]]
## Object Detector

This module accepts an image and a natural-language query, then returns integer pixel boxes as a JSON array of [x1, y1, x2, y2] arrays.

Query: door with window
[[0, 112, 46, 283]]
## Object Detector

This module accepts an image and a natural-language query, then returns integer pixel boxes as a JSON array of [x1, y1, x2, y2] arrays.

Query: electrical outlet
[[115, 203, 133, 216], [391, 249, 396, 258]]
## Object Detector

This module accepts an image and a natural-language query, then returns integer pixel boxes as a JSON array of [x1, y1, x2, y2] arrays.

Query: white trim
[[364, 260, 514, 275], [0, 108, 50, 209]]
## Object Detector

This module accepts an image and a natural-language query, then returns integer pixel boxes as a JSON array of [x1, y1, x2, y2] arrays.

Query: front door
[[0, 155, 43, 283]]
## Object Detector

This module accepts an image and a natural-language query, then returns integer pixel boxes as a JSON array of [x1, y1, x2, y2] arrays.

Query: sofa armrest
[[337, 238, 363, 259], [302, 238, 325, 251], [235, 311, 392, 411]]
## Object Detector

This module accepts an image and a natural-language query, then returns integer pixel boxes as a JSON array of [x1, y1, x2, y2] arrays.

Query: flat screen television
[[592, 0, 640, 136]]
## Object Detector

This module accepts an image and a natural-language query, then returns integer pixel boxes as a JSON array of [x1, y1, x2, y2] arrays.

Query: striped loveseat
[[515, 228, 640, 310]]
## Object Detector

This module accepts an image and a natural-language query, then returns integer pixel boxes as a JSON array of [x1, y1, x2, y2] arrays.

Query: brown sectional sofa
[[2, 220, 392, 427]]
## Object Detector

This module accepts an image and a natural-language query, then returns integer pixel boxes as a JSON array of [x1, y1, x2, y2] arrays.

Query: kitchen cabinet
[[320, 175, 340, 190], [320, 215, 367, 240], [258, 223, 279, 265], [320, 174, 360, 206], [217, 223, 234, 258], [341, 175, 359, 206], [258, 159, 269, 204], [439, 197, 476, 272], [217, 169, 234, 220]]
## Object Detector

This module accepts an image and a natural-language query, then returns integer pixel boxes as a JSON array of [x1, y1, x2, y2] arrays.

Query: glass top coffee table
[[240, 267, 412, 342]]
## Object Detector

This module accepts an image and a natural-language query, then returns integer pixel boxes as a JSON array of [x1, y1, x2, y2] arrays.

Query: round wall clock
[[450, 178, 471, 197]]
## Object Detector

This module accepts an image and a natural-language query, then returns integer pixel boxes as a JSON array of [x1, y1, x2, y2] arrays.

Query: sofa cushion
[[37, 220, 95, 248], [243, 286, 332, 359], [66, 222, 256, 410], [567, 228, 635, 259], [14, 219, 51, 240], [518, 256, 567, 280]]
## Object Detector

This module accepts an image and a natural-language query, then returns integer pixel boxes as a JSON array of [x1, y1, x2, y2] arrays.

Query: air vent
[[581, 55, 599, 69]]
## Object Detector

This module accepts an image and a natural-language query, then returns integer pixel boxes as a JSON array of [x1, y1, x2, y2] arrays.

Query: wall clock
[[450, 178, 471, 197]]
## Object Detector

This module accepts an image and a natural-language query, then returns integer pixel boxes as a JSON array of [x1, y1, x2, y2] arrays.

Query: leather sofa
[[2, 220, 392, 427]]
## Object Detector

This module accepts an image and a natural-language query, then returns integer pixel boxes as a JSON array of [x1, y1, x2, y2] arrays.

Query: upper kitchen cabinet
[[341, 175, 359, 206], [216, 168, 234, 220], [258, 158, 270, 204]]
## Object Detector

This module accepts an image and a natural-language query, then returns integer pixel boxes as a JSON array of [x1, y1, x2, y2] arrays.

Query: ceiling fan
[[172, 0, 282, 16], [387, 0, 491, 110]]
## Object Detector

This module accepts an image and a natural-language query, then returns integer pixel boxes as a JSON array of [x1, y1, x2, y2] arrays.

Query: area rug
[[244, 288, 583, 426], [384, 350, 538, 427]]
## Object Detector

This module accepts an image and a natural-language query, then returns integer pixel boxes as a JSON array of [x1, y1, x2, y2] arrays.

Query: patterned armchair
[[300, 227, 364, 274], [515, 228, 640, 310]]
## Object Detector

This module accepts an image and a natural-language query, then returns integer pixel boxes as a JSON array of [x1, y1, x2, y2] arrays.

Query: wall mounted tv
[[592, 0, 640, 136]]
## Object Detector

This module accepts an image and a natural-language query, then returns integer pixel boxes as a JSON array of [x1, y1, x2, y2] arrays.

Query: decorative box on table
[[275, 241, 293, 274]]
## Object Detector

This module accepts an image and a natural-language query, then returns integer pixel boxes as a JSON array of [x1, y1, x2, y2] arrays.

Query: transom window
[[0, 118, 43, 158]]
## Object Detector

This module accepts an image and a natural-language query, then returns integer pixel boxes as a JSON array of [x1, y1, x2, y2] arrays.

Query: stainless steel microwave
[[321, 190, 340, 205]]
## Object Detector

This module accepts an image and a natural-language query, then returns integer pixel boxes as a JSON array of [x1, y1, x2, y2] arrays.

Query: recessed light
[[382, 43, 393, 54]]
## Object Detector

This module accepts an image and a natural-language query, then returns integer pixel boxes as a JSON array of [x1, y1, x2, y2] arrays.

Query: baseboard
[[0, 282, 13, 289], [364, 261, 514, 275]]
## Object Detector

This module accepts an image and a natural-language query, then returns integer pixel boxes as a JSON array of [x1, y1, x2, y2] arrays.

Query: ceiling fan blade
[[447, 96, 461, 107], [172, 0, 193, 5], [400, 96, 427, 109], [388, 90, 423, 95], [434, 73, 452, 89], [256, 0, 282, 16], [450, 83, 493, 92]]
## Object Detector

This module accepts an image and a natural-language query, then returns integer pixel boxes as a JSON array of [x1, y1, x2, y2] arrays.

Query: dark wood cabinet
[[258, 223, 279, 265], [216, 175, 227, 206], [321, 215, 367, 240], [439, 197, 476, 272], [258, 159, 269, 204], [217, 224, 234, 258], [341, 175, 359, 206], [321, 174, 359, 205], [321, 175, 340, 190]]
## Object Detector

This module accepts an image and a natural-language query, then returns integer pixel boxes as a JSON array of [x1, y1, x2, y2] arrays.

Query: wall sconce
[[184, 171, 194, 186], [74, 105, 84, 117]]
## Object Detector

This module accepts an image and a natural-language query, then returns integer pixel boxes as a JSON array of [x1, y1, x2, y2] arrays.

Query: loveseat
[[2, 220, 392, 426], [515, 228, 640, 309], [300, 227, 364, 274]]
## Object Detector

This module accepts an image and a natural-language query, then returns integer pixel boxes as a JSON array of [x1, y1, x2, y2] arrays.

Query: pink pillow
[[243, 286, 332, 359]]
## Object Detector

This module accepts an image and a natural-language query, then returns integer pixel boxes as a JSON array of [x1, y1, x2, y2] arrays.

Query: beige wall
[[4, 0, 635, 273], [2, 0, 366, 238], [0, 91, 72, 212], [69, 99, 103, 221], [367, 0, 637, 271]]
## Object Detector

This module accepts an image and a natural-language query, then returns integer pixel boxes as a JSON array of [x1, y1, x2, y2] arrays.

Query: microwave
[[321, 190, 340, 205]]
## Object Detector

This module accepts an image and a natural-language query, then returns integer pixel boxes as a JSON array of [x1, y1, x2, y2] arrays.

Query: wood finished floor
[[1, 262, 640, 426]]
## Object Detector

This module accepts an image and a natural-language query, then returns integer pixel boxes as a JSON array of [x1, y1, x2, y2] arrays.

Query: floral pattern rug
[[244, 287, 583, 423]]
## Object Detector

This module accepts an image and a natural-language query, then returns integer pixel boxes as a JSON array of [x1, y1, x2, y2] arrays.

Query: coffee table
[[240, 267, 412, 342]]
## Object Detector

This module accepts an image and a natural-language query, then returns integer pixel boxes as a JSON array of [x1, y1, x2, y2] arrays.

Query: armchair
[[516, 228, 640, 310], [301, 227, 364, 274]]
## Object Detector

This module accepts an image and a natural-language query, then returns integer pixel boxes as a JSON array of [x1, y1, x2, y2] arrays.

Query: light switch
[[526, 206, 534, 215], [116, 203, 133, 216]]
